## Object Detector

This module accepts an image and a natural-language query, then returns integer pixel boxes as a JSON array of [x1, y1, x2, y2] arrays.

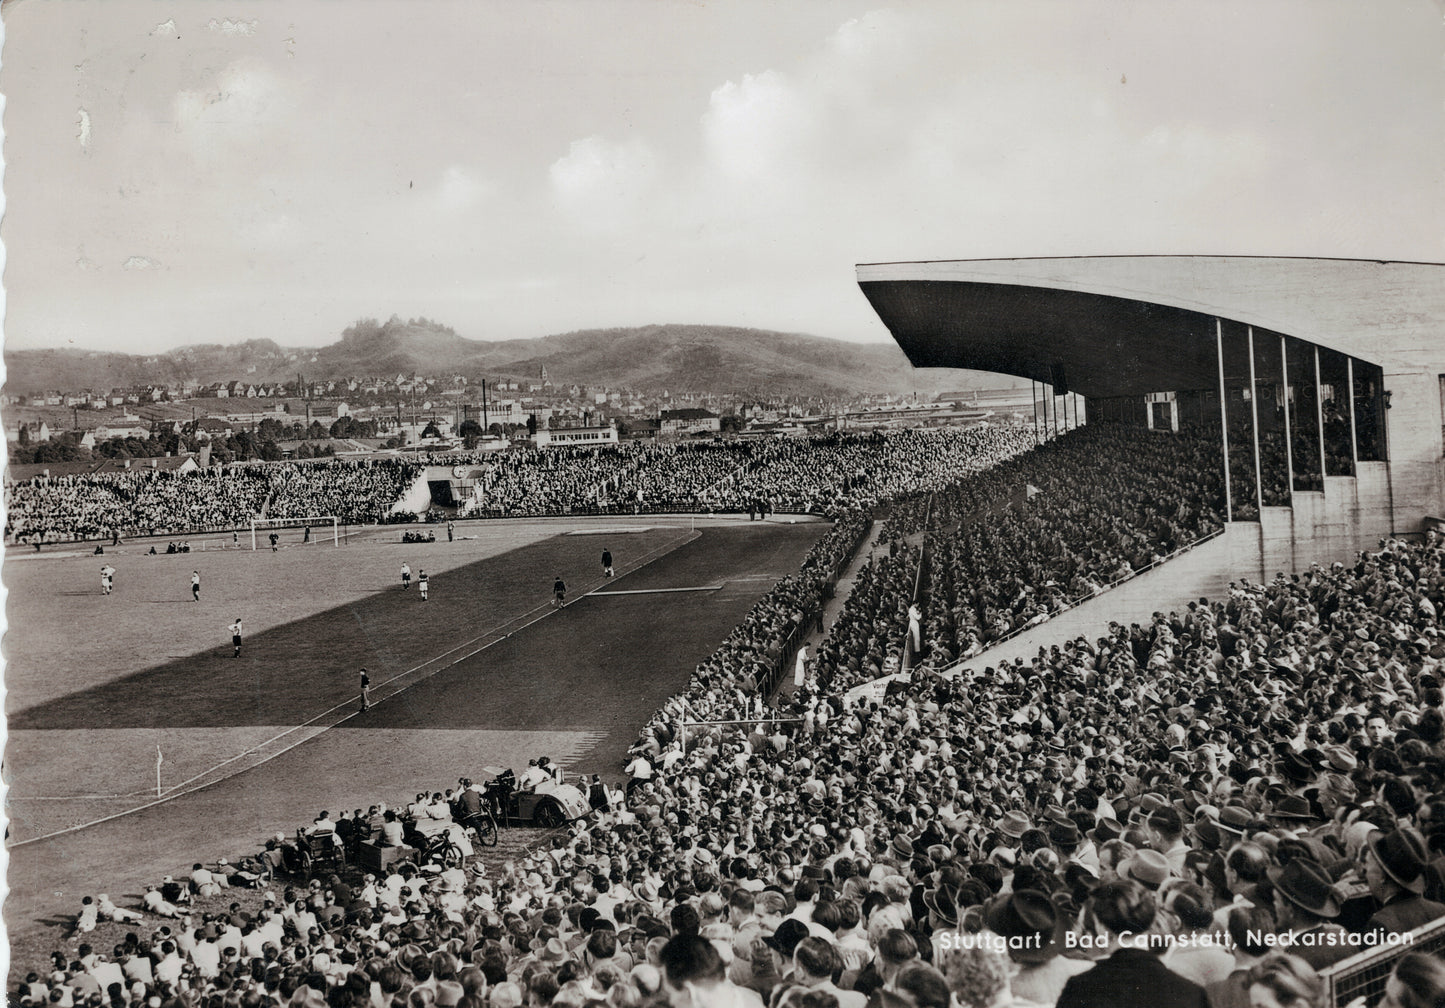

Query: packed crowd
[[23, 422, 1445, 1008], [4, 428, 1034, 544], [4, 469, 274, 543], [706, 428, 1038, 517], [748, 424, 1226, 699], [265, 461, 424, 525], [462, 429, 1036, 521]]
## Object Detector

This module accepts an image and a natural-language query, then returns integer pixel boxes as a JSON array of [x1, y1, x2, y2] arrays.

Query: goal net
[[250, 515, 340, 550]]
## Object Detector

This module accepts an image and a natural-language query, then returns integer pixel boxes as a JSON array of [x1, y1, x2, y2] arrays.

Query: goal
[[250, 515, 340, 550]]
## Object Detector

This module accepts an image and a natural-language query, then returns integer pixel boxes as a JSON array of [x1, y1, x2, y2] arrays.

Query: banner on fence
[[843, 672, 909, 704]]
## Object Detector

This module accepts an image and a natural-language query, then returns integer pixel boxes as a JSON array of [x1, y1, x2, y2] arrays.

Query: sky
[[2, 0, 1443, 354]]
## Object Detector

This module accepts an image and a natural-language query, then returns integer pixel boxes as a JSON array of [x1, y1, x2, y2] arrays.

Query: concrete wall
[[1384, 369, 1445, 529]]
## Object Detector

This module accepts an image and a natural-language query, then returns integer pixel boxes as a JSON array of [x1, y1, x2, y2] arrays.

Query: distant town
[[4, 363, 1035, 474]]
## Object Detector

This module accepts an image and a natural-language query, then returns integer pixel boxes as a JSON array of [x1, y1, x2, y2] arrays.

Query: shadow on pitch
[[7, 534, 649, 730]]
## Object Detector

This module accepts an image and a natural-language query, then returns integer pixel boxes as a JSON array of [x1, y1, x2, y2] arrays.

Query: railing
[[758, 518, 872, 698], [676, 716, 804, 754], [900, 494, 934, 672], [1323, 916, 1445, 1007], [931, 523, 1227, 677]]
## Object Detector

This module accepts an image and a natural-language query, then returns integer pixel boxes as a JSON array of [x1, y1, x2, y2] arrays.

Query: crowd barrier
[[758, 517, 872, 698], [1323, 916, 1445, 1006]]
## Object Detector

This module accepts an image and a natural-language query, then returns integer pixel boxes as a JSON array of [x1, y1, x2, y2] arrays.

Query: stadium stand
[[21, 410, 1445, 1008], [3, 427, 1037, 543]]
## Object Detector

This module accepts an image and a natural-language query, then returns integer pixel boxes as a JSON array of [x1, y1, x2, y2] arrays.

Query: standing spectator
[[625, 752, 654, 799], [1365, 830, 1445, 936]]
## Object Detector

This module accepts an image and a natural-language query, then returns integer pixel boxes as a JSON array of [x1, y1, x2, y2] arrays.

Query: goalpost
[[250, 515, 340, 550]]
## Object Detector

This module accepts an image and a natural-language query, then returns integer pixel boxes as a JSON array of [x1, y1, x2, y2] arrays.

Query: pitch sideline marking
[[589, 585, 722, 595]]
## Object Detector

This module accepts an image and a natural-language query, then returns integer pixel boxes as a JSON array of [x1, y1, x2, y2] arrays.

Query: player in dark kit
[[553, 577, 567, 608], [602, 549, 614, 578]]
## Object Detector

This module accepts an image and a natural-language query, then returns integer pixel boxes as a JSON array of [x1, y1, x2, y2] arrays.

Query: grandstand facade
[[858, 255, 1445, 576]]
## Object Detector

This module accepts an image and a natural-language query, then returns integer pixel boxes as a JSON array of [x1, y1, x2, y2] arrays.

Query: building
[[533, 424, 619, 449], [659, 408, 721, 436], [857, 255, 1445, 578]]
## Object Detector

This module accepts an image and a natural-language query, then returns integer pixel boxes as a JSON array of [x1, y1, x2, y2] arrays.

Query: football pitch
[[3, 514, 826, 938]]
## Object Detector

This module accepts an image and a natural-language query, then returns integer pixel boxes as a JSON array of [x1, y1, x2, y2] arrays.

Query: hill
[[4, 319, 1024, 399]]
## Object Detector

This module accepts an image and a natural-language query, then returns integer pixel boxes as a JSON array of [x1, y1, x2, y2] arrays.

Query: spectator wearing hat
[[760, 919, 810, 979], [1116, 849, 1170, 892], [1266, 860, 1352, 970], [1363, 829, 1445, 936], [981, 890, 1089, 1006], [1056, 881, 1207, 1008], [996, 811, 1031, 849]]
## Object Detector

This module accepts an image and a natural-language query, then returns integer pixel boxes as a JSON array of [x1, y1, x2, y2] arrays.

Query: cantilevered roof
[[857, 257, 1445, 399]]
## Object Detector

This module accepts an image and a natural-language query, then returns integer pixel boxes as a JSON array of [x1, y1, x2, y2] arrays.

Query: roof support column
[[1247, 327, 1264, 515], [1031, 380, 1041, 446], [1314, 347, 1328, 484], [1346, 357, 1359, 468], [1280, 335, 1294, 503], [1216, 319, 1233, 522]]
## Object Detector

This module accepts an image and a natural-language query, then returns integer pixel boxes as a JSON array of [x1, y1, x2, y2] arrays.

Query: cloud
[[435, 165, 488, 212], [121, 256, 162, 270], [151, 18, 177, 37], [701, 70, 814, 181], [549, 135, 657, 217]]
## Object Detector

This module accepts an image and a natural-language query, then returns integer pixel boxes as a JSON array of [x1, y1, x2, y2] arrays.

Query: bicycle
[[419, 830, 465, 869], [464, 810, 499, 848]]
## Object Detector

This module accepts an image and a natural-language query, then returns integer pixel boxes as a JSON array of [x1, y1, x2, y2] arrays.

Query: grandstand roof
[[857, 256, 1445, 398]]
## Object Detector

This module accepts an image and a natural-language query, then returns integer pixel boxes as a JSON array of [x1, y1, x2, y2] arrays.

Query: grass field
[[3, 514, 826, 951]]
